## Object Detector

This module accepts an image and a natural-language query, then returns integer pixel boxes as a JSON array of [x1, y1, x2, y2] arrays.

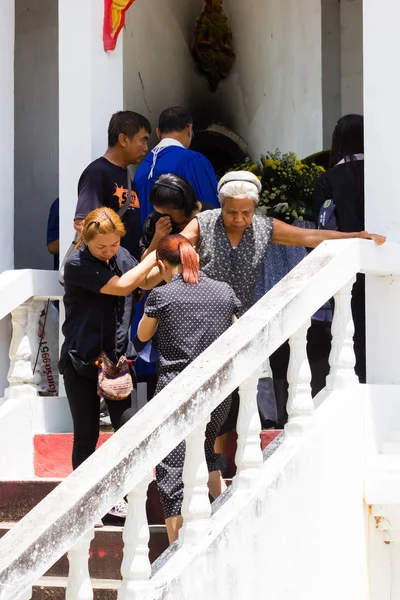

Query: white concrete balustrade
[[1, 239, 400, 600], [118, 473, 153, 600], [180, 417, 213, 545], [66, 529, 94, 600], [233, 369, 263, 491], [285, 319, 313, 437], [326, 277, 359, 390]]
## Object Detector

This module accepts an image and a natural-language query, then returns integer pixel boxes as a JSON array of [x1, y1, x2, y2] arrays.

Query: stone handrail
[[0, 270, 63, 400], [0, 239, 396, 600], [0, 269, 62, 321]]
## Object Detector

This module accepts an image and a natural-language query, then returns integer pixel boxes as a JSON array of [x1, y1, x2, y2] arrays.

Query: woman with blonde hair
[[59, 207, 157, 495]]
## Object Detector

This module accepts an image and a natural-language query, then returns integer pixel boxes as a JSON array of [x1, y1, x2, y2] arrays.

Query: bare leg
[[165, 515, 183, 544], [164, 472, 226, 544], [208, 469, 227, 499]]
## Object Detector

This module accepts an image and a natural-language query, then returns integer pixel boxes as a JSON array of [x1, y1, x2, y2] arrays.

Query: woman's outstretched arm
[[99, 253, 159, 296], [271, 218, 386, 248]]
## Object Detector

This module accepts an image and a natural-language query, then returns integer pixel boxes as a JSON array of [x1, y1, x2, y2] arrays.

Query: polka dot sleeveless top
[[196, 209, 274, 316]]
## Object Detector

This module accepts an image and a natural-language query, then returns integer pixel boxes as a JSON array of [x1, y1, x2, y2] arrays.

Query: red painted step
[[34, 433, 113, 478], [33, 430, 282, 478]]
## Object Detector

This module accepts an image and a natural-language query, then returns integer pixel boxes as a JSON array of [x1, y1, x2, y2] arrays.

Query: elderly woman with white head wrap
[[181, 170, 384, 317]]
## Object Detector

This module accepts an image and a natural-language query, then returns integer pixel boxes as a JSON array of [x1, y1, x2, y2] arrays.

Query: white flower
[[273, 202, 289, 214]]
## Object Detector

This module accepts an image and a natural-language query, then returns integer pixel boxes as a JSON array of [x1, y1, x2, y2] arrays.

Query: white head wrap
[[218, 170, 261, 205]]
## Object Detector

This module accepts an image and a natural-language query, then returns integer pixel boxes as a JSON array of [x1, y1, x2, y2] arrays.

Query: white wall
[[219, 0, 323, 159], [0, 0, 15, 273], [124, 0, 323, 160], [123, 0, 215, 148], [59, 0, 124, 260], [363, 0, 400, 383], [321, 0, 341, 148], [341, 0, 363, 115], [14, 0, 59, 270], [0, 2, 15, 397], [0, 397, 34, 479], [152, 391, 369, 600], [321, 0, 364, 148]]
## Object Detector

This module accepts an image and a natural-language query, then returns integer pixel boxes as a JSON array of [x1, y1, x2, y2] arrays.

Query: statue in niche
[[191, 0, 236, 92]]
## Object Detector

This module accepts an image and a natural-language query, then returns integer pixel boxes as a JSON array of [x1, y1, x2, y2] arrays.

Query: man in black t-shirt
[[74, 111, 151, 261]]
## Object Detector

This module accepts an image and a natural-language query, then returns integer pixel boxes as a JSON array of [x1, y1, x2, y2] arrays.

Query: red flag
[[103, 0, 136, 52]]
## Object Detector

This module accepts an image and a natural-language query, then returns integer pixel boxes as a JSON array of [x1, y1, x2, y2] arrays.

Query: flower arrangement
[[230, 151, 325, 222]]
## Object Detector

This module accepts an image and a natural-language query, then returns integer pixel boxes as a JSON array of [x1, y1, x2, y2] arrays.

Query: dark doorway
[[191, 125, 248, 176]]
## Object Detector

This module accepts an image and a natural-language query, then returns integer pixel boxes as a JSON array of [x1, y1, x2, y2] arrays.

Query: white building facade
[[1, 1, 400, 599]]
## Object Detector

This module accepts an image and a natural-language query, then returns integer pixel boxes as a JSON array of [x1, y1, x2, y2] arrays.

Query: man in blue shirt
[[134, 106, 219, 225], [47, 197, 59, 270]]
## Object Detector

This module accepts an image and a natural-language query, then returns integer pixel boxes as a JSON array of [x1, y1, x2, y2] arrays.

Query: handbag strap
[[99, 293, 119, 362], [117, 169, 132, 219]]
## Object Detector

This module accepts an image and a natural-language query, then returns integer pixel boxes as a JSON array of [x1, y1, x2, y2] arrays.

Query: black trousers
[[63, 360, 136, 470]]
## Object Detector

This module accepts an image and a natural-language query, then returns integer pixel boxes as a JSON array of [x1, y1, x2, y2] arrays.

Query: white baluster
[[285, 319, 314, 437], [179, 417, 212, 546], [118, 473, 153, 600], [233, 369, 263, 492], [66, 528, 94, 600], [4, 301, 38, 399], [326, 277, 359, 390], [27, 298, 46, 393]]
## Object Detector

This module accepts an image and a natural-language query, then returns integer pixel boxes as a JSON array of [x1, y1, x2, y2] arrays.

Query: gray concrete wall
[[14, 0, 59, 269]]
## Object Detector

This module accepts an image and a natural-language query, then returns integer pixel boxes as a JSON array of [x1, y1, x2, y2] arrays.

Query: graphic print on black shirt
[[75, 157, 142, 261]]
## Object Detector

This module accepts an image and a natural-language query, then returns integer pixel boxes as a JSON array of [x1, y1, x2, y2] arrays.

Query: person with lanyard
[[139, 173, 216, 259], [137, 233, 240, 543], [134, 106, 219, 225], [174, 170, 385, 429], [59, 207, 158, 519], [314, 113, 366, 382]]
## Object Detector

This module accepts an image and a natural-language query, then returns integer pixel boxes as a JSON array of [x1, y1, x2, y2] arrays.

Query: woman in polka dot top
[[137, 233, 240, 544]]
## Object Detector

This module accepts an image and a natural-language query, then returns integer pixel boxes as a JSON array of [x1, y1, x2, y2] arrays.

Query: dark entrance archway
[[191, 124, 249, 176]]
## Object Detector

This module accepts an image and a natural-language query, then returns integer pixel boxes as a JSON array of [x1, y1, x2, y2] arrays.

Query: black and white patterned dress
[[196, 210, 274, 316], [144, 272, 241, 518]]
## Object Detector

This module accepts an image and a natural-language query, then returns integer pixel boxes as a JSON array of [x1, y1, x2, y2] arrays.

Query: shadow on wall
[[190, 124, 248, 176]]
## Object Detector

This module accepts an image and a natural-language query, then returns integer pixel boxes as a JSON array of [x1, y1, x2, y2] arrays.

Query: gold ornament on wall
[[191, 0, 236, 93]]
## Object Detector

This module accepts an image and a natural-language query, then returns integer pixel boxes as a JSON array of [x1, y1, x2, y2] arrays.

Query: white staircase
[[0, 239, 399, 600]]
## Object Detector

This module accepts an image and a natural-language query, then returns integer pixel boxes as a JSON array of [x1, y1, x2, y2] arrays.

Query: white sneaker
[[108, 499, 128, 518], [99, 410, 111, 426]]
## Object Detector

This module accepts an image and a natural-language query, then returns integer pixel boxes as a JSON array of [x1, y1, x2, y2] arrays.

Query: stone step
[[33, 576, 119, 600], [0, 479, 165, 525], [33, 430, 282, 478], [0, 522, 168, 579]]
